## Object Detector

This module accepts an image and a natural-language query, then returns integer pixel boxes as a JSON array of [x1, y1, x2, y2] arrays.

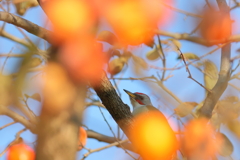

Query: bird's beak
[[123, 89, 136, 99]]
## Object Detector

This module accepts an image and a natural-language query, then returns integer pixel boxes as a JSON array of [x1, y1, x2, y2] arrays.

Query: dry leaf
[[146, 46, 162, 61], [216, 100, 240, 123], [224, 96, 239, 103], [14, 0, 38, 15], [168, 39, 181, 49], [111, 49, 121, 57], [174, 102, 198, 117], [204, 60, 218, 90], [227, 120, 240, 138], [30, 93, 41, 102], [108, 57, 128, 75], [132, 55, 148, 70], [97, 30, 119, 46], [29, 57, 42, 68], [177, 53, 200, 60], [217, 133, 233, 157]]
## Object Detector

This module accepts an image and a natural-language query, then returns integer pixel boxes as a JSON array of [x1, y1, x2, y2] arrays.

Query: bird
[[123, 89, 161, 116], [123, 89, 178, 160]]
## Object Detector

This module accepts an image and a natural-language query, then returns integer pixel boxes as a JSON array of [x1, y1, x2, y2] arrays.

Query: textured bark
[[35, 88, 86, 160], [93, 73, 134, 136], [35, 113, 79, 160]]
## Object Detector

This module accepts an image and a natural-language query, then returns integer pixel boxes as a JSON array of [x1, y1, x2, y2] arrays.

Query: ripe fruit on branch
[[7, 143, 35, 160], [78, 127, 88, 150]]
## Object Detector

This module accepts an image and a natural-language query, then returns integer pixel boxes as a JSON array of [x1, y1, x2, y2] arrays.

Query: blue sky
[[0, 0, 240, 160]]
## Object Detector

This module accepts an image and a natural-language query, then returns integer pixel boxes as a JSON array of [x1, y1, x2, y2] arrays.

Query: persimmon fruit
[[7, 143, 35, 160], [78, 127, 87, 150]]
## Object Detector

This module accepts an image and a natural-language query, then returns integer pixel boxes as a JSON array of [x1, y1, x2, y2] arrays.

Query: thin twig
[[157, 35, 166, 81], [1, 106, 35, 132], [231, 54, 240, 62], [178, 47, 212, 93], [98, 107, 136, 160], [82, 139, 129, 159], [0, 121, 16, 130], [16, 128, 27, 138], [205, 0, 213, 9], [230, 72, 240, 80], [111, 76, 183, 104], [156, 30, 240, 46], [0, 30, 30, 47], [16, 27, 36, 48], [86, 129, 135, 152], [160, 1, 202, 18], [150, 44, 226, 71], [0, 128, 27, 157], [229, 83, 240, 91], [190, 20, 203, 35], [163, 60, 181, 81], [1, 47, 13, 73], [0, 53, 27, 57], [230, 1, 240, 10], [22, 97, 37, 118], [231, 60, 240, 74]]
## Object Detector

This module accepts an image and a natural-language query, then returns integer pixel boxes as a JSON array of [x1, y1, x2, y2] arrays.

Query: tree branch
[[87, 130, 136, 152], [35, 90, 86, 160], [93, 73, 134, 137], [0, 29, 30, 47], [82, 139, 129, 160], [0, 11, 53, 43], [156, 30, 240, 46], [0, 106, 36, 133], [199, 0, 231, 118]]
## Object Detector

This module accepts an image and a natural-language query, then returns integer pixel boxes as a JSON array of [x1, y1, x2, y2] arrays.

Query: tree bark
[[93, 73, 134, 136]]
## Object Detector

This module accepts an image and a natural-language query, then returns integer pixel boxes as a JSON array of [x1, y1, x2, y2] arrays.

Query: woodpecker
[[124, 89, 178, 160], [123, 89, 160, 116]]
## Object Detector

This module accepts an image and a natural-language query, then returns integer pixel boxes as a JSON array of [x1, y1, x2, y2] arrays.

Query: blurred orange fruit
[[181, 118, 221, 160], [200, 9, 232, 41], [7, 143, 35, 160], [130, 111, 178, 160], [103, 0, 172, 46], [42, 0, 94, 41], [43, 63, 76, 115], [59, 37, 106, 85], [78, 127, 87, 150]]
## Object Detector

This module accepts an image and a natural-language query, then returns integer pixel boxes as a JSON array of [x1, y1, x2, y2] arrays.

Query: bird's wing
[[145, 105, 169, 122], [132, 106, 149, 116], [132, 105, 159, 116], [145, 105, 159, 112]]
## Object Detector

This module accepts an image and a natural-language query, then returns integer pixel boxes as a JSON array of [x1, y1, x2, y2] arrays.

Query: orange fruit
[[181, 119, 221, 159], [103, 0, 172, 46], [78, 127, 87, 150], [130, 111, 178, 160], [7, 143, 35, 160], [200, 9, 232, 41]]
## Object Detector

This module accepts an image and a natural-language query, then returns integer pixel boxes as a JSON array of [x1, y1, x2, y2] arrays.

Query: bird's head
[[124, 89, 152, 107]]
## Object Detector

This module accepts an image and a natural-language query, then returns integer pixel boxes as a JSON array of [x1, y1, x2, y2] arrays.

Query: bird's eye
[[139, 96, 143, 100]]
